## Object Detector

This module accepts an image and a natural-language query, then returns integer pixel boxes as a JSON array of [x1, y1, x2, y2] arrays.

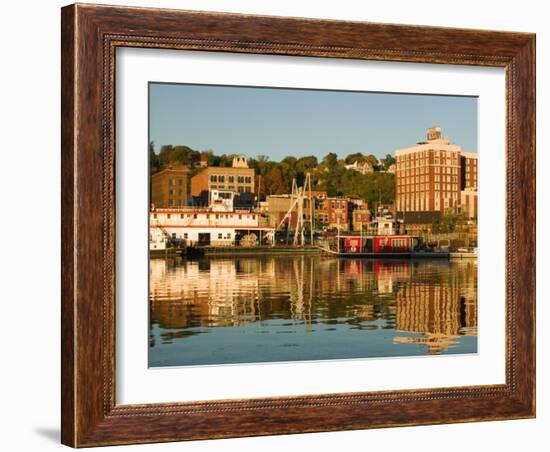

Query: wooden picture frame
[[61, 3, 535, 447]]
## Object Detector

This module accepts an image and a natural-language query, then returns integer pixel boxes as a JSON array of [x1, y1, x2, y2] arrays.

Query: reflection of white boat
[[449, 248, 478, 259]]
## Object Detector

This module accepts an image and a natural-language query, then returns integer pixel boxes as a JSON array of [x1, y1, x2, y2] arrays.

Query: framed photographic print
[[61, 3, 536, 447]]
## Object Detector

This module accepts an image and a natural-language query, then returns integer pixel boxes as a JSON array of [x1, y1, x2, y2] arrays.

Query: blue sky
[[149, 83, 477, 160]]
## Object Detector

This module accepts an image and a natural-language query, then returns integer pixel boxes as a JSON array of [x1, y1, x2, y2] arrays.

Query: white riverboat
[[150, 190, 275, 250]]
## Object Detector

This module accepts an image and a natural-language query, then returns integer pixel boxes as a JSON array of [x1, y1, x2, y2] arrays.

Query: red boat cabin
[[338, 235, 414, 254]]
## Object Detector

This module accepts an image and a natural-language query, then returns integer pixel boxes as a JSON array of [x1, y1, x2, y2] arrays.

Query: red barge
[[319, 212, 419, 257], [321, 234, 418, 258]]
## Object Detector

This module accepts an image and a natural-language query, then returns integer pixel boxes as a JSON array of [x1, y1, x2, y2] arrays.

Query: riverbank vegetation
[[150, 142, 395, 207]]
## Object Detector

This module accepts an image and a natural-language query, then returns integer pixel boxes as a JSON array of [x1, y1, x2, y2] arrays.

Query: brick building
[[190, 155, 255, 197], [395, 127, 478, 218], [461, 152, 478, 189], [325, 197, 352, 231], [150, 164, 189, 208], [265, 191, 364, 233], [350, 201, 370, 232], [265, 191, 331, 230]]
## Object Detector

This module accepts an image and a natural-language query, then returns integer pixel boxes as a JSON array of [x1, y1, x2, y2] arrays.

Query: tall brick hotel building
[[395, 127, 478, 222]]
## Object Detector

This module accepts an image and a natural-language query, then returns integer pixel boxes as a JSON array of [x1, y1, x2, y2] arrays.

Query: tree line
[[150, 142, 395, 207]]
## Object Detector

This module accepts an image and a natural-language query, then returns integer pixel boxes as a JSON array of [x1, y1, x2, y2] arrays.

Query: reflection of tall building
[[393, 261, 478, 354], [396, 285, 460, 334]]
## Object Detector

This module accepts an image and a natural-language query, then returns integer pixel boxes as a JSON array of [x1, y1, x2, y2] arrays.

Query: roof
[[396, 211, 441, 224]]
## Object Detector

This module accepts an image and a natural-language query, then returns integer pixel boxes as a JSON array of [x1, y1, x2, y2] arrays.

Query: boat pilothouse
[[150, 189, 275, 250]]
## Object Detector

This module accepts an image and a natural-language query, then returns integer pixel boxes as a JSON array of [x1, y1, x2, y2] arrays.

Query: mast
[[337, 210, 340, 253], [306, 173, 314, 246], [276, 177, 311, 247]]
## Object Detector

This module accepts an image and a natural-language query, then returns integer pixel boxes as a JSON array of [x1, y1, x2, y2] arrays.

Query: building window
[[210, 175, 218, 182], [180, 214, 184, 219], [184, 233, 188, 239], [229, 176, 234, 183], [178, 178, 183, 186], [218, 233, 222, 239], [219, 175, 225, 183]]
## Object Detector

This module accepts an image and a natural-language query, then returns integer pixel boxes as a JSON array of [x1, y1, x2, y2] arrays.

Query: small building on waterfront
[[396, 211, 441, 237], [351, 203, 370, 232], [460, 187, 478, 219]]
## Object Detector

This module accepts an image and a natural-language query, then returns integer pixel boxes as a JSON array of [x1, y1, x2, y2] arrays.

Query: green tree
[[365, 154, 379, 168], [382, 153, 396, 169], [296, 155, 318, 172], [172, 145, 200, 166], [322, 152, 339, 170], [158, 144, 174, 168], [433, 209, 467, 233], [344, 152, 365, 164], [339, 171, 395, 208], [149, 141, 160, 174], [200, 150, 215, 166]]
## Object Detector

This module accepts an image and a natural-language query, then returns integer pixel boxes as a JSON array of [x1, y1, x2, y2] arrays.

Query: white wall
[[1, 1, 546, 451]]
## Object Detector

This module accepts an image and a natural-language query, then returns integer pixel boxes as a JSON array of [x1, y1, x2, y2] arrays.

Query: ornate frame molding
[[62, 4, 535, 447]]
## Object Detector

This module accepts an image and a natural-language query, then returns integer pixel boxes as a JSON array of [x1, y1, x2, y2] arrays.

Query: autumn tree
[[265, 166, 285, 195]]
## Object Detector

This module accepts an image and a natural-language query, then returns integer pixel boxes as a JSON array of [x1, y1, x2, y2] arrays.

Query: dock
[[204, 246, 322, 257]]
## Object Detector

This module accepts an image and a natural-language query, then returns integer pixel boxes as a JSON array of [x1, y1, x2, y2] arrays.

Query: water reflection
[[149, 255, 477, 366]]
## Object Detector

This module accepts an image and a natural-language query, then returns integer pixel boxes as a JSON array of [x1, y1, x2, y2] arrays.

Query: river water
[[149, 255, 477, 367]]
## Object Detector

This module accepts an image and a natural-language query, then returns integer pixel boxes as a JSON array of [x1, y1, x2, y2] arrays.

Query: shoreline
[[151, 247, 477, 260]]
